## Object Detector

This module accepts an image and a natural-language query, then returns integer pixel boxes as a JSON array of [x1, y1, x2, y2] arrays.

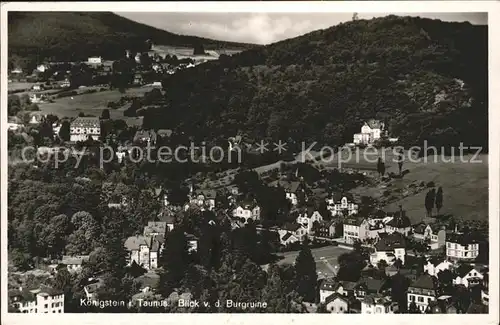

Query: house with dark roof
[[133, 129, 157, 145], [315, 219, 336, 238], [446, 232, 480, 261], [353, 119, 385, 145], [143, 221, 168, 236], [325, 293, 349, 313], [232, 200, 261, 224], [84, 278, 104, 300], [295, 207, 323, 235], [428, 298, 457, 314], [269, 180, 305, 206], [413, 222, 446, 249], [124, 234, 165, 270], [186, 186, 216, 211], [70, 117, 101, 142], [354, 277, 388, 301], [60, 255, 90, 273], [361, 294, 397, 314], [423, 256, 453, 277], [319, 278, 338, 303], [452, 264, 484, 288], [385, 206, 411, 236], [326, 194, 358, 217], [370, 232, 407, 266], [9, 285, 64, 313], [278, 222, 306, 245], [407, 274, 439, 313], [343, 218, 369, 244]]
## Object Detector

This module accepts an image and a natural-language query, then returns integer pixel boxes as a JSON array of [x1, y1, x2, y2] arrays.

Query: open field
[[8, 81, 34, 91], [333, 148, 490, 224], [35, 87, 154, 124], [278, 245, 350, 277]]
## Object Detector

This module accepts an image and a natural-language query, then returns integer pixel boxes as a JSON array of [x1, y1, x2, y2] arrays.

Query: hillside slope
[[8, 12, 255, 65], [149, 15, 487, 151]]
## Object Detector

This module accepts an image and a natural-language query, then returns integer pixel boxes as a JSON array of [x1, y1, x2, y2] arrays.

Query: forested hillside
[[151, 15, 487, 150], [8, 12, 254, 67]]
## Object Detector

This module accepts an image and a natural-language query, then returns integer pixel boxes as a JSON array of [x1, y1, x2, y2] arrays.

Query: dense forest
[[8, 12, 254, 68], [150, 15, 487, 151]]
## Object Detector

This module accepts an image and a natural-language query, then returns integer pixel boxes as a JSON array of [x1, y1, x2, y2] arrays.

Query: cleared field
[[340, 148, 489, 223], [36, 87, 155, 122], [8, 82, 34, 91]]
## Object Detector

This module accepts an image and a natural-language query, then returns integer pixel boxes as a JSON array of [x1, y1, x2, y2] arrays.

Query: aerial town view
[[4, 8, 492, 316]]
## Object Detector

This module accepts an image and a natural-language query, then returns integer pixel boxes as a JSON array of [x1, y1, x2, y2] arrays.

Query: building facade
[[9, 286, 64, 313], [70, 117, 101, 142], [446, 233, 480, 261]]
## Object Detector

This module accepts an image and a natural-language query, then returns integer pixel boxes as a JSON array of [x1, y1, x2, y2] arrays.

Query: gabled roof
[[271, 180, 301, 193], [124, 235, 164, 252], [374, 232, 407, 251], [365, 119, 383, 129], [344, 218, 365, 226], [281, 232, 294, 242], [325, 293, 349, 305], [144, 221, 167, 236], [320, 278, 337, 291], [133, 129, 157, 142], [363, 294, 392, 306], [446, 233, 479, 246], [282, 222, 301, 232], [413, 223, 428, 235], [84, 278, 104, 294], [194, 189, 216, 199], [386, 216, 411, 228], [455, 264, 474, 278], [9, 289, 36, 302], [358, 277, 386, 293], [61, 255, 90, 265], [71, 116, 100, 128], [37, 285, 63, 297], [410, 274, 438, 290]]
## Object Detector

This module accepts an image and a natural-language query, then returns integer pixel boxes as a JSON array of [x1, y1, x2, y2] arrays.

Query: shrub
[[426, 181, 436, 188]]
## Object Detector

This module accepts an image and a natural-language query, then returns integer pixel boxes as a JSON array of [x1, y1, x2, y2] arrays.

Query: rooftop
[[71, 116, 100, 128], [61, 255, 90, 265], [410, 274, 438, 291]]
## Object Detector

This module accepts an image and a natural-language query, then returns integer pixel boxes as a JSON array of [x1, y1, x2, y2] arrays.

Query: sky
[[116, 12, 487, 45]]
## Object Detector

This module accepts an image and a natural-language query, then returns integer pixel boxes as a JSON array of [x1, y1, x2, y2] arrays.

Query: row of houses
[[319, 257, 488, 314], [9, 286, 65, 314]]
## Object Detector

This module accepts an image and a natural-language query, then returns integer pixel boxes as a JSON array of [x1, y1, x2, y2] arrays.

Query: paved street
[[277, 245, 351, 278]]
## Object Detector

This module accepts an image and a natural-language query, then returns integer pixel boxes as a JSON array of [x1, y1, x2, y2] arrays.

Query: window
[[409, 295, 415, 301], [339, 306, 343, 312], [58, 310, 62, 313], [417, 297, 424, 303], [44, 304, 48, 308], [53, 311, 56, 313], [44, 297, 48, 300], [428, 298, 432, 303]]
